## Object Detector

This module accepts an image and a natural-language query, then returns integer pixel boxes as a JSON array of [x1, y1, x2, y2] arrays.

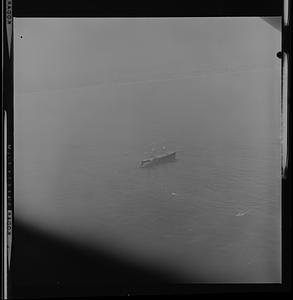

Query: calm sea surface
[[15, 69, 281, 282]]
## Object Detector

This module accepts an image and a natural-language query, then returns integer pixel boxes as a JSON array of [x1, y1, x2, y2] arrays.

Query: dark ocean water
[[15, 68, 281, 283]]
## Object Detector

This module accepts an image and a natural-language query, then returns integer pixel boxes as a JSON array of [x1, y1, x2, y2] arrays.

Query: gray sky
[[14, 17, 280, 93]]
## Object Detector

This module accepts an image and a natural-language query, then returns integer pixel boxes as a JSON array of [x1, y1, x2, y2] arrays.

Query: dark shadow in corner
[[10, 220, 204, 298]]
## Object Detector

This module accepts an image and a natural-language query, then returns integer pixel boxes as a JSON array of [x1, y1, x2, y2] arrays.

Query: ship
[[140, 151, 176, 168]]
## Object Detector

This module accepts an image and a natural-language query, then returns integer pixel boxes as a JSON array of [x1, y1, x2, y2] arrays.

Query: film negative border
[[2, 0, 291, 298], [3, 0, 14, 299], [11, 0, 282, 17], [281, 0, 292, 290]]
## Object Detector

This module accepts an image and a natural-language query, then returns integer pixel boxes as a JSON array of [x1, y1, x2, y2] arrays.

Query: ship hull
[[140, 151, 176, 168]]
